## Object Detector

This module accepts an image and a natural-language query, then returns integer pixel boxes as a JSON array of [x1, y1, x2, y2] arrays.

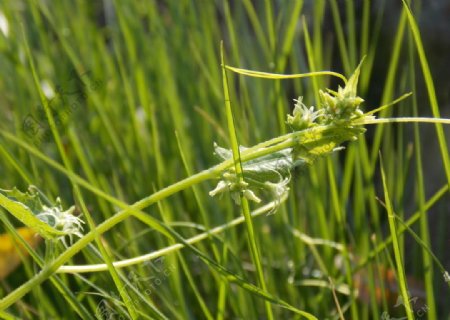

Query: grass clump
[[0, 1, 449, 319]]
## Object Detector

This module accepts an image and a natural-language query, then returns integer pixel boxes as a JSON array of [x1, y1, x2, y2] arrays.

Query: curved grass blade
[[401, 0, 450, 190], [380, 156, 414, 320], [225, 65, 347, 84]]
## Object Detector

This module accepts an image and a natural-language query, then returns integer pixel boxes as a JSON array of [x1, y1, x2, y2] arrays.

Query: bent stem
[[1, 114, 449, 311], [53, 117, 450, 273], [0, 122, 351, 311], [57, 194, 287, 273], [0, 169, 213, 310]]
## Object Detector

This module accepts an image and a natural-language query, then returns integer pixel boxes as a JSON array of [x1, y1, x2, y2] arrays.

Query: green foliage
[[0, 1, 449, 319], [0, 187, 82, 241]]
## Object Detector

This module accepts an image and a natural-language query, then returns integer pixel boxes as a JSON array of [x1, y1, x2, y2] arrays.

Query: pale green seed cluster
[[37, 199, 84, 245], [286, 97, 323, 130], [287, 62, 366, 130], [0, 187, 84, 245], [209, 144, 294, 206], [210, 63, 369, 207]]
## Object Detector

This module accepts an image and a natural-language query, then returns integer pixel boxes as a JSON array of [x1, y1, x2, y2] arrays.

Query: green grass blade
[[380, 157, 414, 320], [402, 0, 450, 191], [221, 42, 274, 320]]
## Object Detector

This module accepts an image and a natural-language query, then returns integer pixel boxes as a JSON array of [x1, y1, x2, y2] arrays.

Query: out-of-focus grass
[[0, 1, 449, 319]]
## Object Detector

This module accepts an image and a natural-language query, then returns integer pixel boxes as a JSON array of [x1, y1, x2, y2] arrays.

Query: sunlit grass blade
[[380, 157, 414, 320], [225, 65, 347, 83], [221, 42, 274, 320]]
